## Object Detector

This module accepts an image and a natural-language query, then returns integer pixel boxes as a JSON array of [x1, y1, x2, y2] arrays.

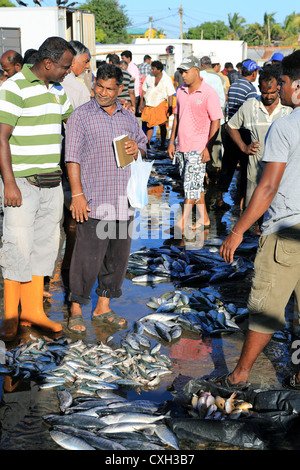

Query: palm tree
[[263, 12, 277, 43], [242, 23, 264, 46], [227, 12, 246, 40], [284, 12, 297, 34], [282, 12, 300, 45]]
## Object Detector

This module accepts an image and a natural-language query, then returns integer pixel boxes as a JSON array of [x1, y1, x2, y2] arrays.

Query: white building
[[95, 38, 248, 76], [0, 7, 96, 68]]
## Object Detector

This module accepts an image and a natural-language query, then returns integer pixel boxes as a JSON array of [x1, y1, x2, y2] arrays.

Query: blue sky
[[12, 0, 299, 39]]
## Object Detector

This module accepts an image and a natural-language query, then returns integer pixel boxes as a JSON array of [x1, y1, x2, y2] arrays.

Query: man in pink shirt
[[168, 55, 223, 238]]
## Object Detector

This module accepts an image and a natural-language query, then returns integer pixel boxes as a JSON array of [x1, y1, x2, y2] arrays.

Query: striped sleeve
[[0, 80, 24, 126]]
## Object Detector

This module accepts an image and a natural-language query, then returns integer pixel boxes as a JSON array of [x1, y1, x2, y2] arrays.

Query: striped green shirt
[[0, 64, 73, 177]]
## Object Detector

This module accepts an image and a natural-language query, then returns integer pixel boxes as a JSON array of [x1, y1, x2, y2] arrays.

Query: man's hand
[[70, 195, 91, 223], [4, 181, 22, 207], [200, 147, 211, 163], [119, 99, 131, 111], [244, 141, 260, 155], [167, 106, 173, 117], [220, 231, 243, 263], [125, 140, 139, 158], [168, 142, 175, 159]]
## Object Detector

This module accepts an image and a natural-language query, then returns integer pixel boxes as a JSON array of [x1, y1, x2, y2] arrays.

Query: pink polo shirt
[[127, 61, 140, 97], [175, 80, 224, 152]]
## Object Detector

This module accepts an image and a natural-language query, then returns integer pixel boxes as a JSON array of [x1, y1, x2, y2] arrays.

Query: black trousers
[[218, 128, 251, 198], [68, 217, 133, 305]]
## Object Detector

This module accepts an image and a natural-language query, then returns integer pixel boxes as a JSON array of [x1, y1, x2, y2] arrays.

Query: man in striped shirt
[[65, 63, 147, 333], [0, 36, 74, 341], [108, 54, 135, 112], [216, 59, 260, 210], [227, 60, 259, 119]]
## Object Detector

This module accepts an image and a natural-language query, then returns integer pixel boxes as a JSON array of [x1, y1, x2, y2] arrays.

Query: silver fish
[[154, 424, 179, 450], [99, 412, 165, 425], [52, 426, 127, 450], [57, 390, 73, 413], [101, 423, 157, 434], [50, 431, 96, 450], [132, 274, 170, 284]]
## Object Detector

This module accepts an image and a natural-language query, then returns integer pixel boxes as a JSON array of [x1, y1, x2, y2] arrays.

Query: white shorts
[[0, 178, 63, 282], [175, 150, 206, 200]]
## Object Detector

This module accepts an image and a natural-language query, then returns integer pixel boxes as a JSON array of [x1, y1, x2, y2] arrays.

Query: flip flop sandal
[[209, 373, 251, 391], [282, 374, 300, 390], [67, 314, 86, 334], [91, 310, 128, 329]]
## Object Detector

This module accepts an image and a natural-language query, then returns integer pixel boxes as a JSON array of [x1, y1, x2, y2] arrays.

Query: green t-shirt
[[0, 64, 73, 177]]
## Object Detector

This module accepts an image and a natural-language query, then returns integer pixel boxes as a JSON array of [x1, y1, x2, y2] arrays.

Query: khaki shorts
[[248, 223, 300, 334], [210, 126, 223, 168]]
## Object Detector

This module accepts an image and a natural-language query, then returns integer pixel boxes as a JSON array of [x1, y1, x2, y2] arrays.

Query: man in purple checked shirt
[[65, 63, 147, 333]]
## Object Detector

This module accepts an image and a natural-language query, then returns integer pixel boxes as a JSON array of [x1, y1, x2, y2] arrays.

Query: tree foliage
[[228, 12, 246, 39], [186, 21, 229, 40], [79, 0, 131, 43], [185, 11, 300, 47], [0, 0, 15, 6]]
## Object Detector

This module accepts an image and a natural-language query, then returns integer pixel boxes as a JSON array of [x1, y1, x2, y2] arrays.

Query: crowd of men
[[1, 41, 300, 392]]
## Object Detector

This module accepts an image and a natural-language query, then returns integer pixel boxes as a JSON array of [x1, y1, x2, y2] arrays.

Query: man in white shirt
[[200, 56, 226, 181], [227, 65, 291, 209], [139, 61, 175, 150], [62, 40, 91, 109]]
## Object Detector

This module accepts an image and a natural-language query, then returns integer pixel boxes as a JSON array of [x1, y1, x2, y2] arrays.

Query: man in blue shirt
[[216, 60, 260, 210]]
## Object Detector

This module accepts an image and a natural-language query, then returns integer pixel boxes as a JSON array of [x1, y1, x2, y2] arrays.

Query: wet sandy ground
[[0, 147, 298, 450]]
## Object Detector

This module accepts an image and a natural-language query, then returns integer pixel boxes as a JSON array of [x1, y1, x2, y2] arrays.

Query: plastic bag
[[127, 152, 153, 209], [162, 378, 300, 449]]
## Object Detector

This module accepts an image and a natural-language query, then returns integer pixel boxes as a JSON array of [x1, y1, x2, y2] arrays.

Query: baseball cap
[[242, 59, 262, 72], [177, 55, 201, 70], [271, 52, 284, 62]]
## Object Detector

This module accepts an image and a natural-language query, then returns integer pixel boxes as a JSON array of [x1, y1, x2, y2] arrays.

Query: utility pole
[[148, 15, 152, 41], [178, 5, 183, 40]]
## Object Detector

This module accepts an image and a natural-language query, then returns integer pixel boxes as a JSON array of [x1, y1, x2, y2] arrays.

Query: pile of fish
[[44, 389, 179, 450], [127, 244, 254, 286], [43, 337, 173, 393], [0, 335, 71, 380], [134, 289, 248, 341], [188, 390, 253, 420], [0, 335, 173, 392]]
